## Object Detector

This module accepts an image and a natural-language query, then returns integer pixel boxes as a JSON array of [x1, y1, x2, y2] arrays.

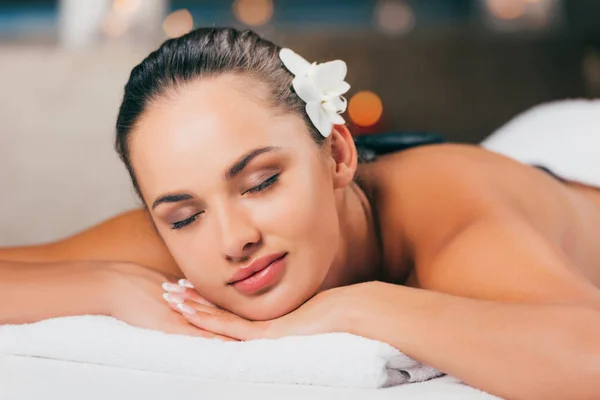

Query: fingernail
[[162, 282, 186, 293], [162, 293, 184, 304], [177, 303, 196, 315], [178, 279, 195, 289]]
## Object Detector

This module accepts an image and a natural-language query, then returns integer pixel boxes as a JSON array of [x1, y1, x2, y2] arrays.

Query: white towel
[[481, 98, 600, 188], [0, 316, 443, 388]]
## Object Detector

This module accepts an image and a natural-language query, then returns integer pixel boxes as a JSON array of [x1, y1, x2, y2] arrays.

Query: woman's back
[[359, 143, 600, 290]]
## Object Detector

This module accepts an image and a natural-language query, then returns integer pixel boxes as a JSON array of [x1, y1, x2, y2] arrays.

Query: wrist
[[329, 282, 374, 334], [94, 261, 137, 318], [73, 261, 117, 317], [338, 281, 390, 336]]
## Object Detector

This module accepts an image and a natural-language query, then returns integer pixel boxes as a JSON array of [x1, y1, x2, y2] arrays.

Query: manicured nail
[[177, 303, 196, 315], [162, 293, 184, 304], [178, 279, 195, 289], [162, 282, 186, 293]]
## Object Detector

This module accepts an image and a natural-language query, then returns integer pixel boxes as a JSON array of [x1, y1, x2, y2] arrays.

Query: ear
[[327, 124, 358, 189]]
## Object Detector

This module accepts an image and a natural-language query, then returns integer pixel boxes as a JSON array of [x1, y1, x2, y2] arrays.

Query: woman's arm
[[345, 215, 600, 400], [0, 209, 181, 276], [347, 285, 600, 400], [0, 255, 220, 336], [174, 212, 600, 398], [0, 257, 226, 338], [0, 259, 112, 324], [1, 210, 230, 337]]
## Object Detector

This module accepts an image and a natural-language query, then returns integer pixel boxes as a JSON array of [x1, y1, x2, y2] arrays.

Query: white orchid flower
[[279, 48, 351, 138]]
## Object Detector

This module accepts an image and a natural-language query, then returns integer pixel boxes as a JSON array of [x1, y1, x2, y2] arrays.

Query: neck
[[320, 181, 383, 291]]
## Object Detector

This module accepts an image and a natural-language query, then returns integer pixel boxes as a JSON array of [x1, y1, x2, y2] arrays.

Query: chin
[[233, 283, 316, 321], [240, 306, 291, 321]]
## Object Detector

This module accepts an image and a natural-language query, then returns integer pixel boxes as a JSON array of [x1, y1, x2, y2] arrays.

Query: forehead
[[129, 75, 310, 198]]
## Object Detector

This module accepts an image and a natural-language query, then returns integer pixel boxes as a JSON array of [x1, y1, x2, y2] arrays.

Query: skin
[[129, 74, 351, 321], [3, 74, 600, 399]]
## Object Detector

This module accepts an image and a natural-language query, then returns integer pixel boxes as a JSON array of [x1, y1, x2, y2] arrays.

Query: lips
[[227, 252, 287, 284]]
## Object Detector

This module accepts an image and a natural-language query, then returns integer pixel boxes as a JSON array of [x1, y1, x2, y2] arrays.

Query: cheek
[[162, 234, 221, 288], [266, 164, 341, 282], [258, 165, 339, 244]]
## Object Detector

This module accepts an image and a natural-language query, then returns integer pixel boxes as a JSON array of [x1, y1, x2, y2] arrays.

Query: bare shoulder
[[0, 209, 181, 276], [367, 142, 545, 189], [361, 143, 575, 257], [362, 145, 600, 306]]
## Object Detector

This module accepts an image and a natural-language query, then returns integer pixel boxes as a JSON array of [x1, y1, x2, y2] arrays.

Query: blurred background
[[1, 0, 599, 246]]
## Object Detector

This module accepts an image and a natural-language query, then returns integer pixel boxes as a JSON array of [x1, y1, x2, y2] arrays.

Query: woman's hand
[[104, 262, 237, 341], [168, 283, 357, 341]]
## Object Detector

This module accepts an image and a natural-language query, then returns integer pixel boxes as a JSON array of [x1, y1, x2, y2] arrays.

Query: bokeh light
[[375, 1, 415, 35], [486, 0, 525, 20], [163, 9, 194, 38], [101, 16, 129, 38], [112, 0, 142, 16], [349, 91, 384, 127], [233, 0, 274, 27]]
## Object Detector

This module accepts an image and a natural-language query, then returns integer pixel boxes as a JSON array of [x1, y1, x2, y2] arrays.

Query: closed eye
[[170, 174, 279, 230], [171, 212, 203, 230], [244, 174, 279, 195]]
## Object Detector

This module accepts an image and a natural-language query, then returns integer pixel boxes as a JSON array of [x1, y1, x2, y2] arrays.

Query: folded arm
[[0, 209, 191, 330], [162, 210, 600, 398], [0, 259, 112, 324], [346, 215, 600, 400], [0, 208, 180, 276]]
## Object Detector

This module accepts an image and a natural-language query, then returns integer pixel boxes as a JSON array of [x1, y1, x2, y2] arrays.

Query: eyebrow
[[151, 146, 281, 210], [224, 146, 281, 181]]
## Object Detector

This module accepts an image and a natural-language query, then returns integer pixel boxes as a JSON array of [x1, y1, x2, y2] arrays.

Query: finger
[[164, 297, 221, 316], [162, 281, 217, 307], [162, 302, 240, 341], [178, 306, 263, 341], [178, 279, 194, 288], [162, 280, 217, 310], [181, 322, 240, 341], [164, 324, 238, 341], [184, 290, 217, 307], [162, 282, 187, 295], [182, 327, 239, 341], [163, 293, 219, 314], [163, 293, 188, 307]]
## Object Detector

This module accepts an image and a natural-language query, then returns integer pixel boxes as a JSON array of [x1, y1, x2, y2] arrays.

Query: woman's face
[[130, 75, 342, 320]]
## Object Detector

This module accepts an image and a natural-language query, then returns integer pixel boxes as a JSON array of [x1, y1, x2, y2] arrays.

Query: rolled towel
[[0, 316, 443, 388]]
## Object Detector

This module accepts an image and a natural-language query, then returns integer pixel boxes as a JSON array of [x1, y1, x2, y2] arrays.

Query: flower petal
[[322, 98, 346, 124], [328, 81, 351, 96], [292, 75, 322, 103], [328, 96, 347, 113], [309, 60, 347, 94], [329, 113, 346, 124], [321, 100, 337, 114], [306, 102, 333, 138], [279, 48, 311, 77]]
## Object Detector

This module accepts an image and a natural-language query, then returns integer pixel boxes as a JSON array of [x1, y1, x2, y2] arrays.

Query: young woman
[[2, 27, 599, 399]]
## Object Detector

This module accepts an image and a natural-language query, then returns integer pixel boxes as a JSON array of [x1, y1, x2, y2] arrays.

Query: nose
[[214, 203, 261, 262]]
